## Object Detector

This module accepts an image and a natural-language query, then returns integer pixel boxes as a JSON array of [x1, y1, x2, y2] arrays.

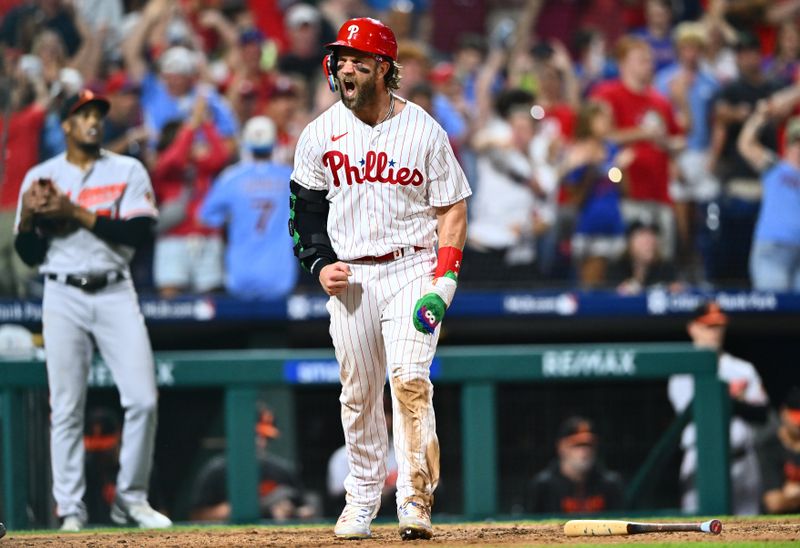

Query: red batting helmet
[[325, 17, 398, 61]]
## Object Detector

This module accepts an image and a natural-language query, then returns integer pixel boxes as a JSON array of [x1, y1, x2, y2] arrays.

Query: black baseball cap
[[785, 387, 800, 410], [60, 89, 111, 121], [557, 416, 597, 447], [690, 301, 728, 327], [784, 387, 800, 425]]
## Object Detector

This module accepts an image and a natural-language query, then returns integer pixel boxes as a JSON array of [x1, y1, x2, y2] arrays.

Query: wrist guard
[[412, 246, 463, 334]]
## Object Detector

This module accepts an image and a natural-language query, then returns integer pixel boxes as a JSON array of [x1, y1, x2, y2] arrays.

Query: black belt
[[47, 271, 126, 293]]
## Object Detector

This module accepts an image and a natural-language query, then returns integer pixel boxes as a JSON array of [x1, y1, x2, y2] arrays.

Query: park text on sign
[[542, 349, 637, 377]]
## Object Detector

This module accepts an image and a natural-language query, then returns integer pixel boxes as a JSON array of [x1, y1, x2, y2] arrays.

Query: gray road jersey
[[15, 151, 158, 275]]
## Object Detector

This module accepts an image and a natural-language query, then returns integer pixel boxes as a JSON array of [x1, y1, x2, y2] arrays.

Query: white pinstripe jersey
[[291, 99, 471, 261], [15, 151, 159, 275]]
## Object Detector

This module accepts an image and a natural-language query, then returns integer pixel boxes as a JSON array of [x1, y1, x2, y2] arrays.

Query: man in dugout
[[525, 416, 624, 514]]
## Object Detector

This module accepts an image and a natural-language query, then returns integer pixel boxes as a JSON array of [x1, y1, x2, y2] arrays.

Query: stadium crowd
[[2, 0, 800, 300]]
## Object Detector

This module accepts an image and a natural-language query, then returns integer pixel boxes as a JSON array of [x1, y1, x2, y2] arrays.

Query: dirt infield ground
[[3, 519, 799, 547]]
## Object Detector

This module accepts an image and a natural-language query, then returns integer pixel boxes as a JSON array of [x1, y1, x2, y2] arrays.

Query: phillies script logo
[[323, 151, 424, 187]]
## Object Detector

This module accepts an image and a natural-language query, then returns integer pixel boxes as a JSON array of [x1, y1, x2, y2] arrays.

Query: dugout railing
[[0, 343, 728, 529]]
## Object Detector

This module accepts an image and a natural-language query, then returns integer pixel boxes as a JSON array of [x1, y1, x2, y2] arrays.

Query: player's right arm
[[14, 173, 53, 266], [289, 123, 348, 295], [289, 180, 346, 295]]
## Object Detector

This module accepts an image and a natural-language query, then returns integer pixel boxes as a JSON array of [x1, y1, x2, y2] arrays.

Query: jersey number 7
[[253, 199, 274, 233]]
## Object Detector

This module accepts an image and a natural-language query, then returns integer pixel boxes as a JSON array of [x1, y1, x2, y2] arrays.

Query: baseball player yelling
[[14, 90, 171, 531], [289, 17, 471, 541]]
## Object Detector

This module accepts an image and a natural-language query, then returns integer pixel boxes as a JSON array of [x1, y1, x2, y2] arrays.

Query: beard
[[340, 72, 378, 111], [76, 140, 101, 155]]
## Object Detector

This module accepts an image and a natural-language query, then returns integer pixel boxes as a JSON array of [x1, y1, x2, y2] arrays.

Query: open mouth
[[343, 81, 356, 97]]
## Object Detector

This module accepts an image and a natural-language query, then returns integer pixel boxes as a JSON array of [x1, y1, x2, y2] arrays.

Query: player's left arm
[[412, 199, 467, 334]]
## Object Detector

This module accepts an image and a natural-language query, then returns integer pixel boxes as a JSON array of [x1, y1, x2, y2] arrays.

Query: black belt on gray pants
[[46, 271, 126, 293]]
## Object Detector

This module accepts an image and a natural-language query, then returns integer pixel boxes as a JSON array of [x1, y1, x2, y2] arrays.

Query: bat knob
[[701, 519, 722, 535]]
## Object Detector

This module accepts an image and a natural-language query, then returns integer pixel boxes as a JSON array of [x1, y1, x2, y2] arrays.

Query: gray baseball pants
[[43, 277, 158, 519]]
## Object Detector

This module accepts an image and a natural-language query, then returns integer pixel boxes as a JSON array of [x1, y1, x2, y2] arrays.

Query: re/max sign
[[542, 350, 637, 377]]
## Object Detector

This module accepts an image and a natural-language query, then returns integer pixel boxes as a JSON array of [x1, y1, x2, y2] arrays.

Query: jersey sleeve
[[741, 361, 769, 405], [198, 173, 231, 228], [667, 374, 694, 413], [119, 160, 159, 219], [426, 129, 472, 207], [290, 124, 327, 191]]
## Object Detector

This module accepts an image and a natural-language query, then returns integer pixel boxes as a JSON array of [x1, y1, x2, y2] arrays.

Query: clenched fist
[[319, 262, 352, 296]]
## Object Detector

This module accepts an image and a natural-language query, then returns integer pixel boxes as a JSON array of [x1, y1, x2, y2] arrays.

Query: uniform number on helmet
[[347, 24, 359, 40]]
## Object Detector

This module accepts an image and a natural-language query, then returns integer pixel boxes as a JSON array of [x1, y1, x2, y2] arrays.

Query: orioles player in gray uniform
[[14, 90, 172, 531], [290, 18, 470, 540]]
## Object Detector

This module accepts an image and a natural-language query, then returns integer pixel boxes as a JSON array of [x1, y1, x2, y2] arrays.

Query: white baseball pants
[[327, 249, 441, 510], [43, 277, 158, 519]]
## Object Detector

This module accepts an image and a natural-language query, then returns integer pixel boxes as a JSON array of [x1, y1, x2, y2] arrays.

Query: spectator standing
[[525, 417, 624, 515], [591, 36, 685, 261], [122, 0, 238, 152], [265, 77, 306, 167], [0, 0, 82, 57], [758, 386, 800, 514], [73, 0, 124, 58], [631, 0, 676, 73], [277, 3, 326, 87], [464, 88, 540, 283], [150, 95, 230, 298], [699, 2, 739, 85], [452, 34, 489, 111], [101, 72, 148, 161], [655, 22, 720, 282], [668, 301, 769, 515], [197, 8, 278, 123], [572, 28, 618, 97], [395, 41, 467, 144], [762, 21, 800, 88], [0, 73, 48, 297], [737, 105, 800, 292], [560, 102, 629, 289], [198, 116, 297, 300], [708, 31, 780, 285]]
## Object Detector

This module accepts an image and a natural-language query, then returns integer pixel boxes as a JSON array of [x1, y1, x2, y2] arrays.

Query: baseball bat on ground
[[564, 519, 722, 536]]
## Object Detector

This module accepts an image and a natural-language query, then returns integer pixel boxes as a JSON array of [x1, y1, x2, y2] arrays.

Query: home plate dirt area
[[2, 519, 799, 546]]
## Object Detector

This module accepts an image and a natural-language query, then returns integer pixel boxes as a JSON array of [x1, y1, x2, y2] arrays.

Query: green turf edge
[[559, 544, 798, 548]]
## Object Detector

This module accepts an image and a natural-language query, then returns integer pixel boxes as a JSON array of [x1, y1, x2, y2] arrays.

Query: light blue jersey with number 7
[[200, 160, 297, 299]]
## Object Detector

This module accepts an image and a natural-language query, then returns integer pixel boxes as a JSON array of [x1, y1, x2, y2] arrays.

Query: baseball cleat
[[59, 514, 87, 532], [397, 500, 433, 540], [110, 498, 172, 529], [334, 503, 380, 539]]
